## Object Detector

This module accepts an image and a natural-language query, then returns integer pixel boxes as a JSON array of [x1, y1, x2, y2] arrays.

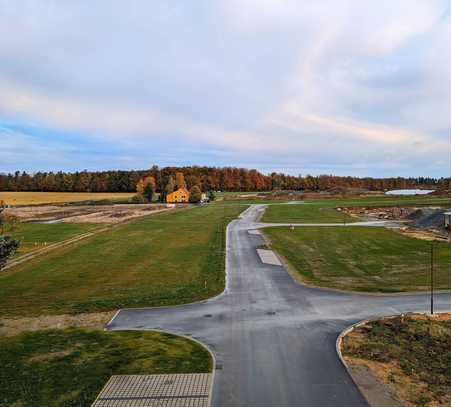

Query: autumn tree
[[143, 183, 154, 202], [189, 185, 202, 203], [175, 172, 186, 190], [185, 175, 201, 190], [0, 167, 445, 194], [136, 176, 155, 195], [166, 176, 175, 193]]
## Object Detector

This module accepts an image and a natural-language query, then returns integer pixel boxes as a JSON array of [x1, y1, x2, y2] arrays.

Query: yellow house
[[167, 187, 190, 203]]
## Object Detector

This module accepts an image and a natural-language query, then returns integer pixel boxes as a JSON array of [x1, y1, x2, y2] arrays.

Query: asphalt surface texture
[[108, 204, 451, 407]]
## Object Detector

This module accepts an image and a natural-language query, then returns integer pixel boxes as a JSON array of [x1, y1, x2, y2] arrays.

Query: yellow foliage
[[136, 176, 156, 195]]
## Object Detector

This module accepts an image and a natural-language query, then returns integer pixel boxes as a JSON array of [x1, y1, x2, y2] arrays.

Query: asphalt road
[[108, 204, 451, 407]]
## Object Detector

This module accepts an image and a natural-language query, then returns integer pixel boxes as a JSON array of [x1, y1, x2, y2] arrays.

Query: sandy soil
[[398, 228, 450, 242], [0, 311, 116, 336]]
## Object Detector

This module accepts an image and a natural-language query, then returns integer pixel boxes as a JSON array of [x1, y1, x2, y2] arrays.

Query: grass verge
[[0, 204, 244, 317], [0, 328, 211, 407], [262, 204, 355, 223], [263, 226, 451, 292], [341, 314, 450, 406]]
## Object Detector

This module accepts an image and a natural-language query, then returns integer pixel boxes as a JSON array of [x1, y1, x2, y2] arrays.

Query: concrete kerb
[[335, 311, 451, 406]]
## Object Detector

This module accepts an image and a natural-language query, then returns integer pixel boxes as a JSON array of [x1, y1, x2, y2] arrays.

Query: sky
[[1, 0, 451, 177]]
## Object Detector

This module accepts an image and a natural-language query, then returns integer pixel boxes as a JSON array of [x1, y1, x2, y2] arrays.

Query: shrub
[[131, 194, 145, 204], [189, 185, 202, 203]]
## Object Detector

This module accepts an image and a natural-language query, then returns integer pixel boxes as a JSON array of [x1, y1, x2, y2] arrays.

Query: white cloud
[[0, 0, 450, 175]]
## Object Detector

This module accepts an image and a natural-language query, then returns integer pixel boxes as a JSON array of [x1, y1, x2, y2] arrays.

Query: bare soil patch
[[0, 311, 115, 336], [344, 205, 451, 241], [398, 228, 449, 242], [6, 203, 171, 224], [341, 313, 451, 407]]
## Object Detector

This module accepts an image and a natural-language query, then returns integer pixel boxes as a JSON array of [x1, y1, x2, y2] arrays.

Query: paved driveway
[[108, 204, 451, 407]]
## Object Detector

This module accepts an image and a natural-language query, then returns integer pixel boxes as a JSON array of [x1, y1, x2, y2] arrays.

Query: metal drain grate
[[92, 373, 213, 406]]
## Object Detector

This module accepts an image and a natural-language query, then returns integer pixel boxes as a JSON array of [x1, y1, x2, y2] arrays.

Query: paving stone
[[256, 249, 282, 266], [92, 373, 212, 407]]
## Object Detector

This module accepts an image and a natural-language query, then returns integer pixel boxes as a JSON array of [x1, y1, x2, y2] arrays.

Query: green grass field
[[262, 204, 355, 223], [261, 196, 451, 223], [0, 204, 245, 317], [264, 226, 451, 292], [5, 222, 99, 255], [0, 328, 211, 407], [304, 195, 451, 208]]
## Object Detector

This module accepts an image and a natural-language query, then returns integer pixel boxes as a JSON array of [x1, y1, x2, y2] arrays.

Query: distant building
[[445, 212, 451, 229], [166, 187, 190, 203]]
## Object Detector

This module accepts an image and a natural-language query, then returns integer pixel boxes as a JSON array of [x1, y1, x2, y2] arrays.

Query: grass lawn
[[0, 203, 245, 317], [5, 222, 99, 256], [0, 328, 211, 407], [0, 191, 135, 206], [262, 204, 355, 223], [304, 195, 451, 208], [342, 314, 451, 406], [264, 226, 451, 292], [261, 196, 451, 223]]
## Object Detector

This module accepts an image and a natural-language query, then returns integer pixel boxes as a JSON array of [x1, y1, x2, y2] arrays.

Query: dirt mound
[[411, 208, 446, 229], [406, 209, 424, 220]]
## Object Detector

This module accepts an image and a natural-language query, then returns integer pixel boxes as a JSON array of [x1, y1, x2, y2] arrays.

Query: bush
[[189, 185, 202, 203], [0, 235, 21, 270], [131, 194, 145, 204]]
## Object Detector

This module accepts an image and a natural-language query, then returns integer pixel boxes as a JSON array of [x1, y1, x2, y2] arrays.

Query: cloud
[[0, 0, 450, 176]]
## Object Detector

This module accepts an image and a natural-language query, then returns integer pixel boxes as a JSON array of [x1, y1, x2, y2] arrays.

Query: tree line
[[0, 166, 449, 193]]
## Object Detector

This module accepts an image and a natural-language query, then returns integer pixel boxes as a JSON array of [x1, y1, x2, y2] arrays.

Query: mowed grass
[[5, 222, 99, 256], [262, 204, 355, 223], [261, 196, 451, 223], [264, 226, 451, 292], [0, 328, 211, 407], [0, 204, 245, 317], [0, 191, 135, 205], [303, 195, 451, 208]]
